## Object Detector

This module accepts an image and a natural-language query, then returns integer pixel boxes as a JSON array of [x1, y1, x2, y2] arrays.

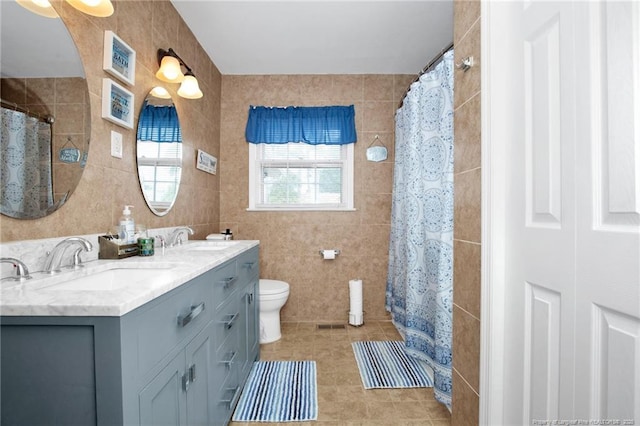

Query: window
[[246, 105, 357, 211], [249, 142, 354, 210], [137, 141, 182, 211]]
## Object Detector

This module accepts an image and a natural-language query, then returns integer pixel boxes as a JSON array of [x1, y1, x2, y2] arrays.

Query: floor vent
[[317, 323, 346, 330]]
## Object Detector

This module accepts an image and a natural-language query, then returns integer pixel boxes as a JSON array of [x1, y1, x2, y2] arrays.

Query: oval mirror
[[0, 3, 90, 219], [136, 89, 182, 216]]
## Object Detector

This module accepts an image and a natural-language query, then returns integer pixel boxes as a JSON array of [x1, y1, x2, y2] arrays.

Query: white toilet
[[258, 279, 290, 344]]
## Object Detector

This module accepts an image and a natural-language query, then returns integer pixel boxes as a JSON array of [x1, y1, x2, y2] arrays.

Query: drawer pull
[[220, 386, 241, 409], [182, 372, 190, 392], [221, 312, 240, 329], [220, 276, 238, 289], [189, 364, 196, 382], [243, 261, 257, 270], [220, 351, 237, 367], [177, 302, 205, 328]]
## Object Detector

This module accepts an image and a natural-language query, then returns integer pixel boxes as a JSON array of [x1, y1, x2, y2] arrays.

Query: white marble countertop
[[0, 240, 259, 317]]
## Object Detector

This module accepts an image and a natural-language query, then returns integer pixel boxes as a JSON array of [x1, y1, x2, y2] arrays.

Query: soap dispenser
[[222, 228, 233, 240], [119, 205, 135, 244]]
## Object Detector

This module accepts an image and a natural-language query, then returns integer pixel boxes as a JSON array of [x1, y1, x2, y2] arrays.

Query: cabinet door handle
[[247, 292, 254, 304], [243, 261, 257, 270], [177, 302, 205, 328], [220, 351, 237, 367], [188, 364, 196, 383], [220, 276, 237, 289], [182, 372, 190, 392], [221, 312, 239, 329]]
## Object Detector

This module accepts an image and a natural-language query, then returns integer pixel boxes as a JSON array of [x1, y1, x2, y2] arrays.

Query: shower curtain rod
[[398, 42, 454, 108], [1, 98, 55, 124]]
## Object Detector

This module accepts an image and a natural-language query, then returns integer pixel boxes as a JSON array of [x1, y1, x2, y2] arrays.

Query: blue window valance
[[245, 105, 357, 145], [137, 101, 182, 143]]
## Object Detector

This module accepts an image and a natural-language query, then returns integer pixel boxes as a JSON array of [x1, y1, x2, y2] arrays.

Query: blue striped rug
[[232, 361, 317, 422], [352, 341, 434, 389]]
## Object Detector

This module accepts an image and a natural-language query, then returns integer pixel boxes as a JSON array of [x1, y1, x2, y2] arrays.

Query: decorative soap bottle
[[119, 205, 136, 244]]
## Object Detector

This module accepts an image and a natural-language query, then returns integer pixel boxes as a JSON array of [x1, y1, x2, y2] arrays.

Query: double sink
[[6, 240, 242, 293]]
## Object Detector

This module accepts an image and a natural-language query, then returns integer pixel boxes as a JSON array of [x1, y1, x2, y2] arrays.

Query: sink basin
[[52, 268, 167, 291], [34, 262, 182, 292], [178, 241, 240, 252]]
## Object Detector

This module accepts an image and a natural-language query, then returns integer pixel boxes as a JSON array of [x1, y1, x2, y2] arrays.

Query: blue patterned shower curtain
[[386, 50, 454, 408], [0, 107, 53, 218]]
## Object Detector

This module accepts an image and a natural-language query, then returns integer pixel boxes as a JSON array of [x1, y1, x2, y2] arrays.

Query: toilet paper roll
[[322, 250, 336, 260], [349, 279, 363, 325]]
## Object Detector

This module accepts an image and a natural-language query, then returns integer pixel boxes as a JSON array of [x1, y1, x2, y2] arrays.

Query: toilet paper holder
[[318, 249, 340, 257]]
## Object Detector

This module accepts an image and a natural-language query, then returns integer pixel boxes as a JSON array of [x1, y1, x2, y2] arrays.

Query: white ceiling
[[0, 1, 84, 78], [171, 0, 454, 75], [0, 1, 453, 79]]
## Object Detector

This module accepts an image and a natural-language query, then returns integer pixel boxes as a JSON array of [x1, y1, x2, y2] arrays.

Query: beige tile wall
[[220, 74, 414, 323], [452, 0, 482, 424], [0, 0, 221, 242]]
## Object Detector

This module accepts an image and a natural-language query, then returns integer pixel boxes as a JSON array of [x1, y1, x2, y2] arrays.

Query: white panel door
[[483, 1, 640, 424], [574, 2, 640, 421]]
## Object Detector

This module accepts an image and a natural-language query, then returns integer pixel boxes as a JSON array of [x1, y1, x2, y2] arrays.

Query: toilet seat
[[259, 279, 289, 296]]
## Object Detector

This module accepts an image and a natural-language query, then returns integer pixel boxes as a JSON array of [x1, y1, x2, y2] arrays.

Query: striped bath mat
[[352, 341, 433, 389], [232, 360, 317, 422]]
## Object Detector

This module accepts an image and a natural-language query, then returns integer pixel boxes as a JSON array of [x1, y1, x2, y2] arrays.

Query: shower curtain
[[0, 107, 54, 218], [386, 50, 454, 408]]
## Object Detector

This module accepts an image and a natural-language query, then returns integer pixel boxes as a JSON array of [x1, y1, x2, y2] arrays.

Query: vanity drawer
[[236, 247, 259, 285], [213, 296, 242, 351], [212, 327, 240, 388], [132, 273, 212, 379], [215, 363, 242, 423], [211, 260, 239, 310]]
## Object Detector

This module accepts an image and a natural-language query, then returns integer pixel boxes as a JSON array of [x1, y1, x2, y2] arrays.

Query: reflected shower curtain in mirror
[[386, 50, 454, 408], [0, 107, 53, 218]]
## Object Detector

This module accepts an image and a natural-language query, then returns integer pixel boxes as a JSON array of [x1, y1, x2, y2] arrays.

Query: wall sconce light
[[16, 0, 114, 18], [16, 0, 58, 18], [156, 48, 203, 99], [150, 86, 171, 100]]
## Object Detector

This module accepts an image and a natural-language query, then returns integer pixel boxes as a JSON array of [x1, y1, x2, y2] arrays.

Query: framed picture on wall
[[101, 78, 134, 129], [196, 149, 217, 175], [103, 30, 136, 86]]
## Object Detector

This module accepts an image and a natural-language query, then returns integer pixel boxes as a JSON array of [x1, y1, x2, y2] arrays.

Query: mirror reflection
[[0, 2, 90, 220], [136, 89, 182, 216]]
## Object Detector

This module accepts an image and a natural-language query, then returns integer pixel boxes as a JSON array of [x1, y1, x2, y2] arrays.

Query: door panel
[[490, 0, 640, 424], [186, 324, 214, 426], [139, 353, 186, 426], [574, 1, 640, 421]]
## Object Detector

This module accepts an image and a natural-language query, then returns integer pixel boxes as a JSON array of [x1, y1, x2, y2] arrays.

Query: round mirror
[[0, 2, 90, 219], [136, 89, 182, 216]]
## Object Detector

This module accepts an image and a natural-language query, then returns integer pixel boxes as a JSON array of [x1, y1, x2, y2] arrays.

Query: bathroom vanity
[[0, 241, 259, 426]]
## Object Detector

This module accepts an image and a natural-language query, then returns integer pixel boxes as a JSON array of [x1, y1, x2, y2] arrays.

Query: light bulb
[[65, 0, 113, 17], [16, 0, 59, 18], [150, 86, 171, 99], [177, 75, 203, 99], [156, 56, 184, 83]]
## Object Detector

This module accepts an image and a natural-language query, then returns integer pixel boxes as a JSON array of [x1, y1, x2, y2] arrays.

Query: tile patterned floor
[[230, 321, 452, 426]]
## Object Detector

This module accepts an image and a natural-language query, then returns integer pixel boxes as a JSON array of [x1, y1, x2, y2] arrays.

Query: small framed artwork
[[103, 30, 136, 86], [196, 149, 218, 175], [101, 78, 134, 129]]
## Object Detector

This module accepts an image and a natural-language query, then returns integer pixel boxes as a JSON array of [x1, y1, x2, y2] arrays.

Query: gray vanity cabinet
[[0, 246, 260, 426], [138, 323, 214, 425]]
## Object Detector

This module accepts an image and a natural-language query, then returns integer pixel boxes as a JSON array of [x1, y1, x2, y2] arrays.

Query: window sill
[[246, 207, 357, 212]]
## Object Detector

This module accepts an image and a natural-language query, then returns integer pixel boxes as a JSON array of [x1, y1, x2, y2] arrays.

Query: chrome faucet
[[167, 226, 194, 247], [0, 257, 31, 281], [43, 237, 93, 274], [155, 235, 166, 255]]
